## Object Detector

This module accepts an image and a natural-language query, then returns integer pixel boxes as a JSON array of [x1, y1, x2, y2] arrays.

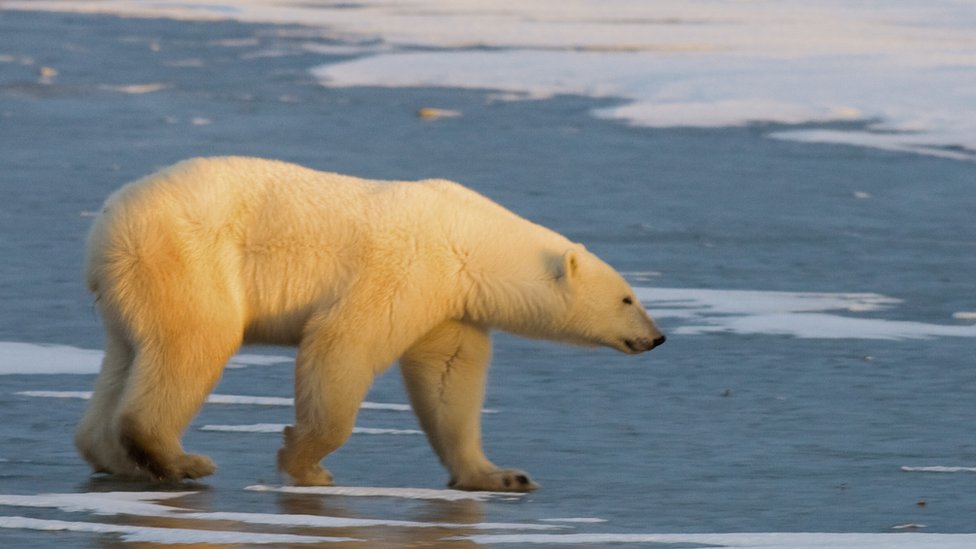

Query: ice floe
[[0, 491, 196, 516], [450, 532, 976, 548], [539, 517, 608, 524], [7, 0, 975, 160], [0, 515, 355, 544], [638, 288, 976, 340], [16, 390, 411, 412], [98, 83, 172, 94], [0, 342, 102, 375], [901, 466, 976, 473], [0, 342, 291, 375]]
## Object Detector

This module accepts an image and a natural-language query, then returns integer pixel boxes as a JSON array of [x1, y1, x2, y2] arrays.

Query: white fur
[[76, 157, 664, 490]]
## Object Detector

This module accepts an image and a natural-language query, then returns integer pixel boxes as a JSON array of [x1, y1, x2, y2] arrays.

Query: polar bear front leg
[[278, 337, 377, 486], [400, 321, 538, 492]]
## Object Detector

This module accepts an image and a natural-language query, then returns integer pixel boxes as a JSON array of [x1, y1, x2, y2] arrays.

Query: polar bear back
[[85, 157, 568, 346]]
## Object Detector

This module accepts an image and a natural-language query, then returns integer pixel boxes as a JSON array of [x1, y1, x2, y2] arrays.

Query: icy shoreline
[[6, 0, 976, 160]]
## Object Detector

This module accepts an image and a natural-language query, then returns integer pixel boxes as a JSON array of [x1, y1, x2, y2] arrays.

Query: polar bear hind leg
[[75, 319, 139, 476], [103, 253, 243, 481], [400, 320, 537, 492], [114, 325, 239, 481]]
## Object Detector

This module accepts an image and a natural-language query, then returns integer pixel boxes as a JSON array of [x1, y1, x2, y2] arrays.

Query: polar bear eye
[[622, 297, 634, 305]]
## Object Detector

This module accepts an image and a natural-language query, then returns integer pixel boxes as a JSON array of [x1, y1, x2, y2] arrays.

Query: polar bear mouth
[[623, 335, 666, 353]]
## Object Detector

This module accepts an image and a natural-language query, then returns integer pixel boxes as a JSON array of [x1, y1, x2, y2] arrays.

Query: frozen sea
[[1, 2, 975, 547]]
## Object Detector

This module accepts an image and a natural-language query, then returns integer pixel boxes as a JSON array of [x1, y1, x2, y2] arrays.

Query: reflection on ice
[[2, 489, 972, 547], [0, 490, 557, 532], [0, 516, 355, 544], [246, 483, 524, 502], [200, 423, 422, 435]]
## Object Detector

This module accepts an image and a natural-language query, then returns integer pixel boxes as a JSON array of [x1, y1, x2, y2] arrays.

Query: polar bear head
[[462, 238, 665, 354], [550, 247, 665, 354]]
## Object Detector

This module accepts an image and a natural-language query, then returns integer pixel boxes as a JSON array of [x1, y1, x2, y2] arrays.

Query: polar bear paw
[[276, 427, 335, 486], [295, 465, 334, 486], [450, 468, 539, 492], [175, 453, 217, 480], [279, 459, 335, 486]]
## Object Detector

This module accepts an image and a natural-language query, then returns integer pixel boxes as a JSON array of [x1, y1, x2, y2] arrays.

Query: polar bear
[[76, 157, 665, 491]]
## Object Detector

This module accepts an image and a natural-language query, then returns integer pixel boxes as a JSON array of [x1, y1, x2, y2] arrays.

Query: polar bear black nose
[[624, 335, 666, 353]]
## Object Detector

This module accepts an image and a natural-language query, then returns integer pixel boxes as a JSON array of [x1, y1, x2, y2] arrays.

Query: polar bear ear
[[553, 249, 579, 282]]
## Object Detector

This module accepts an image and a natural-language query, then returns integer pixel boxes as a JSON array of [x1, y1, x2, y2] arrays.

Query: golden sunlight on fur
[[76, 157, 665, 490]]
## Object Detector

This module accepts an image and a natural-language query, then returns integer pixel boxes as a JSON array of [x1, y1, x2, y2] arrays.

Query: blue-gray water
[[1, 9, 974, 547]]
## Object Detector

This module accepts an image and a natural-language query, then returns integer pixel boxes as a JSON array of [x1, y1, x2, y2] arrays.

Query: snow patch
[[0, 516, 355, 544], [99, 83, 171, 94], [0, 342, 102, 375], [450, 532, 976, 548], [638, 288, 976, 340], [901, 466, 976, 473], [539, 518, 608, 524], [0, 343, 291, 375], [17, 390, 411, 412]]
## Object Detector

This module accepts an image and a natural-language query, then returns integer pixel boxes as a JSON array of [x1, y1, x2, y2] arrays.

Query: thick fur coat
[[77, 157, 665, 490]]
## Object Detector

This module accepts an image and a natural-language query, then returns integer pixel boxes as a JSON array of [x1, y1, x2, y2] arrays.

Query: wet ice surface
[[2, 6, 976, 548]]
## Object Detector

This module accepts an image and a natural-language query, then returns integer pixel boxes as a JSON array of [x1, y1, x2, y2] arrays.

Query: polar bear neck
[[432, 185, 576, 338]]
